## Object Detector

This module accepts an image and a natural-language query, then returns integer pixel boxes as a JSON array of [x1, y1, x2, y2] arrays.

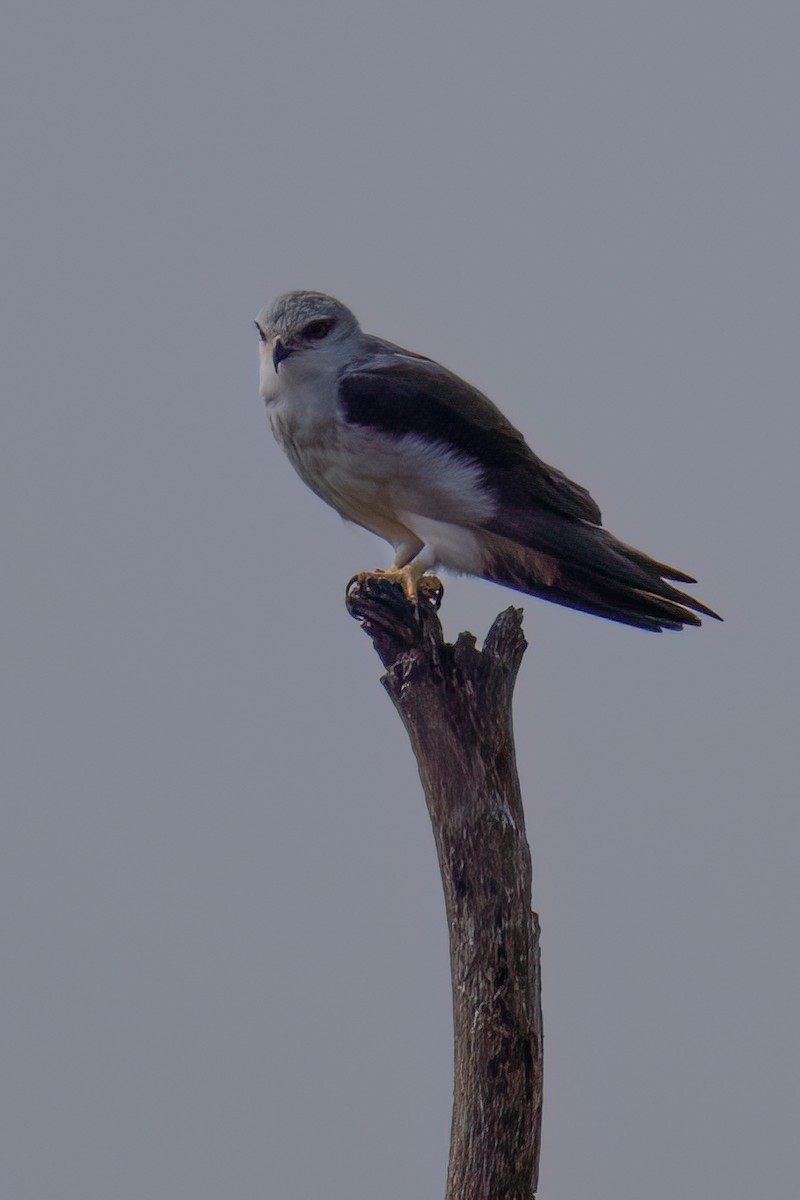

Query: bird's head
[[255, 291, 360, 401]]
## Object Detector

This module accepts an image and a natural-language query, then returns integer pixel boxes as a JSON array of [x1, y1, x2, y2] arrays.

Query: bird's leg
[[358, 544, 439, 604], [359, 566, 419, 602], [372, 566, 422, 602]]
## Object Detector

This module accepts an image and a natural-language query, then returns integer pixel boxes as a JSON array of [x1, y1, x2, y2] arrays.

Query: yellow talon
[[367, 567, 418, 601], [352, 569, 443, 609]]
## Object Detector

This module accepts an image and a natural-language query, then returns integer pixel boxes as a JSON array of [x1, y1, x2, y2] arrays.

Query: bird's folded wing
[[337, 357, 603, 525]]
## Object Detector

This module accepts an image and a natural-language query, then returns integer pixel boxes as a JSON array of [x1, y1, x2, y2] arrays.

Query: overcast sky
[[2, 3, 798, 1197]]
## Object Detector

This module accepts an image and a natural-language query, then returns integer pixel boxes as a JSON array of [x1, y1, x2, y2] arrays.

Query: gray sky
[[1, 2, 797, 1197]]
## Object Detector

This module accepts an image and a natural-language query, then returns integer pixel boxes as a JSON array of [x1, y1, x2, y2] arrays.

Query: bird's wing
[[338, 352, 603, 525], [339, 349, 719, 630]]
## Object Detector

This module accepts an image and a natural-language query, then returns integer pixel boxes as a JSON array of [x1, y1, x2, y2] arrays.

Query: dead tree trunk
[[346, 575, 543, 1200]]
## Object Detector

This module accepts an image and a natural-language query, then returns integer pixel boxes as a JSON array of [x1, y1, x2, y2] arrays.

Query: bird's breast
[[268, 379, 496, 536], [268, 390, 375, 520]]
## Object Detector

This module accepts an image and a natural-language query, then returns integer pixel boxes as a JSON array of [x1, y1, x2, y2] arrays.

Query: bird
[[254, 290, 720, 632]]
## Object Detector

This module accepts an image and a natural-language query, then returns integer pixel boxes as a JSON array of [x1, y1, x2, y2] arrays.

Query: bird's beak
[[272, 339, 294, 372]]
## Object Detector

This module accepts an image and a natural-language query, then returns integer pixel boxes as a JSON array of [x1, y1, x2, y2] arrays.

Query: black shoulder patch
[[338, 363, 531, 468], [338, 363, 602, 524]]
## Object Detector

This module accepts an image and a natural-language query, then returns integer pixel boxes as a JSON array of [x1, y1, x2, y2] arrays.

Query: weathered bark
[[346, 574, 543, 1200]]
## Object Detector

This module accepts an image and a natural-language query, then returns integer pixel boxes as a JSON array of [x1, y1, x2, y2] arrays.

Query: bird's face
[[255, 290, 359, 403]]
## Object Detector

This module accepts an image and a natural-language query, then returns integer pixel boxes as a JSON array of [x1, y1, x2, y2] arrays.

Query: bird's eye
[[254, 321, 267, 343], [303, 319, 333, 340]]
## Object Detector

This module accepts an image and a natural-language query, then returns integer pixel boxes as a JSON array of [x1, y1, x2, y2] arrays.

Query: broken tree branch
[[346, 574, 543, 1200]]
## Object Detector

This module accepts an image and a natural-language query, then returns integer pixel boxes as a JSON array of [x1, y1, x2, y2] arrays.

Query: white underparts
[[263, 336, 500, 582], [394, 512, 486, 576]]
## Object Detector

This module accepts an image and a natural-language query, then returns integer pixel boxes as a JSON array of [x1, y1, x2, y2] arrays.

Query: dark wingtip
[[668, 590, 722, 622]]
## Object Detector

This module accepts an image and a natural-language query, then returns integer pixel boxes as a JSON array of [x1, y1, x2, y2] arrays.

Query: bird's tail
[[481, 516, 721, 632]]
